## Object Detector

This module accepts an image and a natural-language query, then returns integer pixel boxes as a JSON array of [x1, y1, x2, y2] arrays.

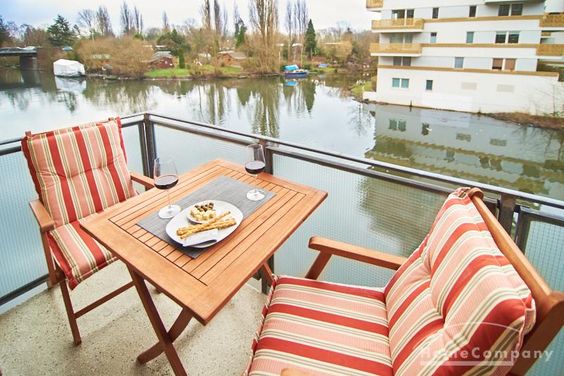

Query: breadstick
[[176, 211, 231, 236], [178, 218, 237, 239]]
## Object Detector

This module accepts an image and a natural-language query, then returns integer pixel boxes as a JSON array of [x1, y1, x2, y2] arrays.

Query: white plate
[[165, 200, 243, 249]]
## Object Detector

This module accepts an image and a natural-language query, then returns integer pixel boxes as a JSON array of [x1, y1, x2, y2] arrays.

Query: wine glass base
[[158, 204, 181, 219], [247, 189, 265, 201]]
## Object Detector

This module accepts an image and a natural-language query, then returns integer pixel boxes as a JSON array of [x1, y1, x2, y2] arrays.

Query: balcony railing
[[537, 44, 564, 56], [540, 13, 564, 27], [371, 18, 425, 31], [366, 0, 383, 9], [370, 43, 422, 55]]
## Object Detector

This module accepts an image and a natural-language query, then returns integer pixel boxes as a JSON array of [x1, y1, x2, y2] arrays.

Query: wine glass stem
[[167, 189, 172, 209]]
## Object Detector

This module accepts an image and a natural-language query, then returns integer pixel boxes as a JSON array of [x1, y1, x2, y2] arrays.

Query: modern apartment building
[[364, 0, 564, 114]]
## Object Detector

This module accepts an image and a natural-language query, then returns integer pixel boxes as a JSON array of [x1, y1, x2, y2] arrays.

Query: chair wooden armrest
[[130, 171, 154, 188], [29, 199, 55, 232], [281, 368, 314, 376], [306, 236, 407, 280]]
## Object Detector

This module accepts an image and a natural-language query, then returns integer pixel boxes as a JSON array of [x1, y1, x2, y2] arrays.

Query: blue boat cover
[[284, 65, 299, 71]]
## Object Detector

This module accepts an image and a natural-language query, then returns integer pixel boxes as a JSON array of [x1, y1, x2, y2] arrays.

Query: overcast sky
[[0, 0, 374, 32]]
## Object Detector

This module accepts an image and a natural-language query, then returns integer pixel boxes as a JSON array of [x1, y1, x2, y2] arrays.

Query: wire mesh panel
[[520, 216, 564, 376], [271, 154, 448, 288], [154, 126, 250, 174], [0, 152, 46, 299]]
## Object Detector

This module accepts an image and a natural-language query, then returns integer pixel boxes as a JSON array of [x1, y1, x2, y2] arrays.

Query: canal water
[[0, 68, 562, 374], [1, 68, 562, 199]]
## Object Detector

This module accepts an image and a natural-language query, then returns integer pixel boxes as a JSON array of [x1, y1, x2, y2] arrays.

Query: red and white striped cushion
[[247, 276, 393, 376], [385, 189, 535, 376], [48, 221, 115, 289], [22, 118, 135, 227]]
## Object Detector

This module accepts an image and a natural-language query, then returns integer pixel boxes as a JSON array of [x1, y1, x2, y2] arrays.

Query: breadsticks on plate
[[176, 211, 236, 239]]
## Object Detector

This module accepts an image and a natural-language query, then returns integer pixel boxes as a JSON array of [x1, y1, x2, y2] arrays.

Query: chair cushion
[[48, 221, 115, 289], [22, 118, 135, 227], [247, 276, 393, 376], [384, 189, 535, 376]]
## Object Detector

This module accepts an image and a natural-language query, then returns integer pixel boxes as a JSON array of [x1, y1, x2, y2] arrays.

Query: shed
[[148, 51, 174, 69], [217, 51, 247, 67]]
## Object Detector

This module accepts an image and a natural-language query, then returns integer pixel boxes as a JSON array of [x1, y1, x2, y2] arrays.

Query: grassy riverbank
[[144, 65, 243, 79]]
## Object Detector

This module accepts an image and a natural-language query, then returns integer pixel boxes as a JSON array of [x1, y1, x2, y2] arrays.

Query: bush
[[76, 37, 152, 78], [178, 53, 185, 69]]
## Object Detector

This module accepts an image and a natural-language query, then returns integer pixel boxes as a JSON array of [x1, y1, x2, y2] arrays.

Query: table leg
[[138, 308, 193, 364], [259, 262, 274, 286], [128, 267, 187, 376]]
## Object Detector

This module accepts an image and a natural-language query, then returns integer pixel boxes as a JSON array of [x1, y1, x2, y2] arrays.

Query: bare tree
[[120, 2, 132, 35], [162, 11, 170, 32], [295, 0, 308, 42], [96, 6, 113, 37], [222, 7, 228, 38], [77, 9, 96, 38], [133, 6, 143, 34], [213, 0, 222, 35], [285, 1, 294, 61], [201, 0, 211, 30], [249, 0, 278, 70]]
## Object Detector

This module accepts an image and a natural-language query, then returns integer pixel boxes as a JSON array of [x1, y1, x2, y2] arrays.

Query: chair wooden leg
[[59, 279, 81, 345], [40, 232, 57, 288]]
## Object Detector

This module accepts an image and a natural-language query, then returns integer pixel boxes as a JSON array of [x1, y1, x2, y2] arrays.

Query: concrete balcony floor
[[0, 262, 266, 375]]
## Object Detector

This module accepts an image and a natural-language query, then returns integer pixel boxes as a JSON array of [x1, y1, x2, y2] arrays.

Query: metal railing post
[[138, 115, 150, 178], [145, 114, 157, 178], [498, 193, 517, 235], [515, 213, 531, 252], [260, 139, 275, 293]]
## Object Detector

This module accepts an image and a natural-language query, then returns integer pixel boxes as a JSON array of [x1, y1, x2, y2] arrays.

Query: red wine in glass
[[154, 174, 179, 190], [245, 161, 265, 175], [153, 158, 181, 219], [246, 144, 266, 201]]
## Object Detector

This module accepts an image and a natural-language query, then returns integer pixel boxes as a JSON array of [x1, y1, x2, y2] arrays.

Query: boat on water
[[283, 64, 309, 78], [53, 59, 85, 78]]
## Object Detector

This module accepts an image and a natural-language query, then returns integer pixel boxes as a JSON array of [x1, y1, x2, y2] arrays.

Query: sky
[[0, 0, 374, 33]]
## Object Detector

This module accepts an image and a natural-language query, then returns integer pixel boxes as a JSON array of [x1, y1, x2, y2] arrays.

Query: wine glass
[[154, 157, 181, 219], [245, 144, 266, 201]]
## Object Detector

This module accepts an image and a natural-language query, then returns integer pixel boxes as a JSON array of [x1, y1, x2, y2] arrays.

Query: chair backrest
[[21, 118, 136, 227], [384, 188, 545, 376]]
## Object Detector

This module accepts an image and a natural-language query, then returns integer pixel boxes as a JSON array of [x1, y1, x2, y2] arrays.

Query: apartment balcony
[[1, 113, 563, 375], [371, 18, 425, 33], [540, 13, 564, 28], [366, 0, 383, 10], [370, 43, 422, 56], [537, 43, 564, 56]]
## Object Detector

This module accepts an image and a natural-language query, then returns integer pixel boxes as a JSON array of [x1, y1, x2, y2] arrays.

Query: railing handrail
[[1, 111, 563, 210]]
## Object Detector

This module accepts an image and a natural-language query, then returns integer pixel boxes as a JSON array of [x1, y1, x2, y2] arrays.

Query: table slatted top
[[81, 159, 327, 323]]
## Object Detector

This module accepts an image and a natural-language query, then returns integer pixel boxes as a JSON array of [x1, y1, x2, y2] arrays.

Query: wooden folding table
[[81, 159, 327, 375]]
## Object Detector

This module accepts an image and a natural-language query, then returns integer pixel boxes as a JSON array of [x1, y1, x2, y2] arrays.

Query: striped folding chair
[[22, 117, 154, 345], [246, 188, 563, 376]]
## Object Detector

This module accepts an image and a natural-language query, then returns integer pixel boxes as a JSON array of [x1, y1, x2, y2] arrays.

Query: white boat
[[53, 59, 85, 77]]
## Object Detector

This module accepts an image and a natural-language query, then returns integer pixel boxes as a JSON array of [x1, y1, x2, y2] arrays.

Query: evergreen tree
[[47, 15, 76, 47], [304, 19, 317, 58], [235, 20, 247, 48]]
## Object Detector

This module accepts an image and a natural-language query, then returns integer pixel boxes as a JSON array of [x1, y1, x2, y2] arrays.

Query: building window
[[406, 9, 414, 18], [430, 32, 437, 44], [391, 9, 405, 19], [392, 78, 400, 88], [454, 57, 464, 69], [421, 123, 430, 135], [490, 138, 507, 146], [456, 133, 472, 142], [426, 80, 433, 91], [432, 7, 439, 19], [499, 4, 510, 16], [492, 58, 503, 70], [401, 78, 409, 88], [393, 57, 411, 66], [495, 32, 506, 43], [469, 5, 477, 17], [511, 3, 523, 16], [398, 120, 407, 131], [389, 119, 398, 129], [508, 31, 519, 43], [392, 78, 409, 88], [466, 32, 474, 43], [505, 58, 516, 70]]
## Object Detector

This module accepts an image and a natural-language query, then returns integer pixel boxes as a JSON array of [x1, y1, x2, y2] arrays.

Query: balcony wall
[[537, 43, 564, 56], [540, 13, 564, 27], [366, 0, 383, 10], [370, 43, 422, 56], [371, 18, 425, 32]]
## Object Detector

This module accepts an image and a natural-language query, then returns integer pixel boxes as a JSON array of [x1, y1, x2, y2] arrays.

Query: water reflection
[[0, 69, 561, 199]]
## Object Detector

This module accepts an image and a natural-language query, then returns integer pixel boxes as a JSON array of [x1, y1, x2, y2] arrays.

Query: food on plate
[[189, 202, 216, 221], [176, 211, 236, 239]]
